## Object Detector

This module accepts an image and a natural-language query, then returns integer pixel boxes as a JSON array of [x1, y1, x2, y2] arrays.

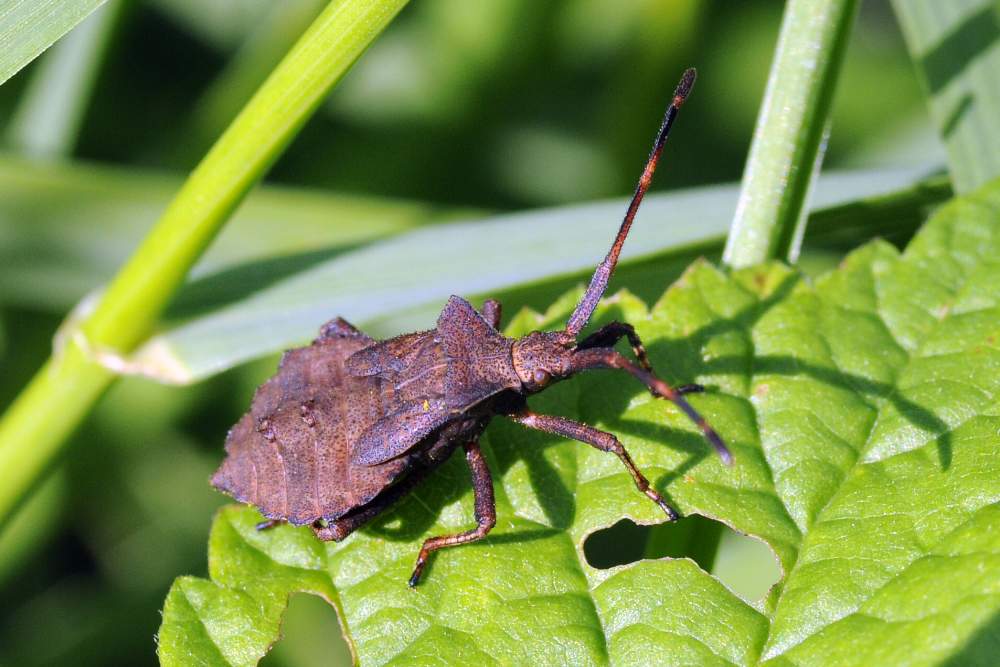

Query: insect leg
[[480, 299, 502, 329], [256, 518, 285, 531], [408, 441, 496, 587], [508, 410, 678, 520], [317, 317, 369, 341], [576, 321, 703, 394], [312, 461, 435, 541], [569, 348, 732, 464]]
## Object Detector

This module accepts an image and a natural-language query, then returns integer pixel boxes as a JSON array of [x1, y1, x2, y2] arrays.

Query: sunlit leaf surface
[[159, 179, 1000, 665]]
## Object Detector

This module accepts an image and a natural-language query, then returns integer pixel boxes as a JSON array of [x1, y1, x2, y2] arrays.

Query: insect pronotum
[[212, 68, 732, 586]]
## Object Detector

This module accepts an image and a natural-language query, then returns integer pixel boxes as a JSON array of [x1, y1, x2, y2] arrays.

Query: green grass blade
[[83, 0, 410, 350], [0, 159, 941, 319], [0, 0, 108, 87], [3, 1, 121, 158], [891, 0, 1000, 193], [0, 0, 410, 528], [724, 0, 859, 268], [122, 166, 942, 384], [0, 155, 471, 310], [0, 471, 66, 587]]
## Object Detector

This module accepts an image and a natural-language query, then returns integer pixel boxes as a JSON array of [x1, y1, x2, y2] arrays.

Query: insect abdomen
[[213, 335, 410, 525]]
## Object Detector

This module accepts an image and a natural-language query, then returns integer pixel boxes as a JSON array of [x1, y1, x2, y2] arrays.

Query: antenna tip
[[719, 446, 734, 466], [706, 429, 732, 465], [673, 68, 697, 107]]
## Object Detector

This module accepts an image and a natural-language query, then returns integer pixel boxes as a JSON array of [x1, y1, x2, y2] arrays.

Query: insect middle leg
[[507, 409, 679, 520], [577, 321, 702, 395], [408, 440, 496, 587]]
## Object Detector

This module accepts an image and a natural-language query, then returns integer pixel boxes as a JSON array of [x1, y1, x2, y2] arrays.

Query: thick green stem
[[0, 0, 409, 527], [723, 0, 859, 268]]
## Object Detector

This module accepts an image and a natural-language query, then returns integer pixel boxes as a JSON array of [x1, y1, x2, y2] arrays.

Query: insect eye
[[533, 369, 551, 386]]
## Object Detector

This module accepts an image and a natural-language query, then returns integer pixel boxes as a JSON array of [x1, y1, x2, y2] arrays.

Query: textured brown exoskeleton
[[213, 69, 731, 586]]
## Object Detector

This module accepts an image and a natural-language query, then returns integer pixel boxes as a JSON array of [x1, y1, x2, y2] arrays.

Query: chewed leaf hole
[[260, 594, 352, 667], [583, 515, 781, 602]]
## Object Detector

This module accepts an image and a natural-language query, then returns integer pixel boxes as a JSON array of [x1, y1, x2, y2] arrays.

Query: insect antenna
[[565, 67, 695, 337]]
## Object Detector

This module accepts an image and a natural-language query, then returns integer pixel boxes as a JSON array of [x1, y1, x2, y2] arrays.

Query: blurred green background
[[0, 1, 935, 665]]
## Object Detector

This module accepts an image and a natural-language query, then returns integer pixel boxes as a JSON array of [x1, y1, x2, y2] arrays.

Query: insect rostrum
[[212, 68, 731, 587]]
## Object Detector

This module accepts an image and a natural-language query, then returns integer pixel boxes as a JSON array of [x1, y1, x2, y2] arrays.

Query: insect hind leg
[[408, 440, 496, 587]]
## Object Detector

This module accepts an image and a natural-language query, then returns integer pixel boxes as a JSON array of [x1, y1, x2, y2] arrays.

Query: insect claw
[[408, 558, 426, 588], [676, 383, 704, 395], [659, 500, 679, 521], [645, 490, 679, 521]]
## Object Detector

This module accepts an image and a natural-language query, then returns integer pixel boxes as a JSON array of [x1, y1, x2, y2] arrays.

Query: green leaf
[[0, 155, 470, 310], [123, 166, 941, 384], [159, 178, 1000, 665], [3, 1, 121, 158], [0, 161, 945, 317], [0, 0, 108, 87], [892, 0, 1000, 192]]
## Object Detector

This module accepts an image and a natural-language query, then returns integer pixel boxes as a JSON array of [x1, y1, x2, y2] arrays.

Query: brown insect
[[212, 68, 731, 586]]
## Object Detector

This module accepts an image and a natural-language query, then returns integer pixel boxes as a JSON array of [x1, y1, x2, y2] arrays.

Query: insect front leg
[[569, 348, 732, 464], [577, 321, 702, 395], [408, 440, 496, 587], [480, 299, 502, 329], [507, 409, 679, 521]]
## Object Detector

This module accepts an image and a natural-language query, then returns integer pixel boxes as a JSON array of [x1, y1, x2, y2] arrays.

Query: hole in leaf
[[260, 593, 352, 667], [583, 515, 780, 602]]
